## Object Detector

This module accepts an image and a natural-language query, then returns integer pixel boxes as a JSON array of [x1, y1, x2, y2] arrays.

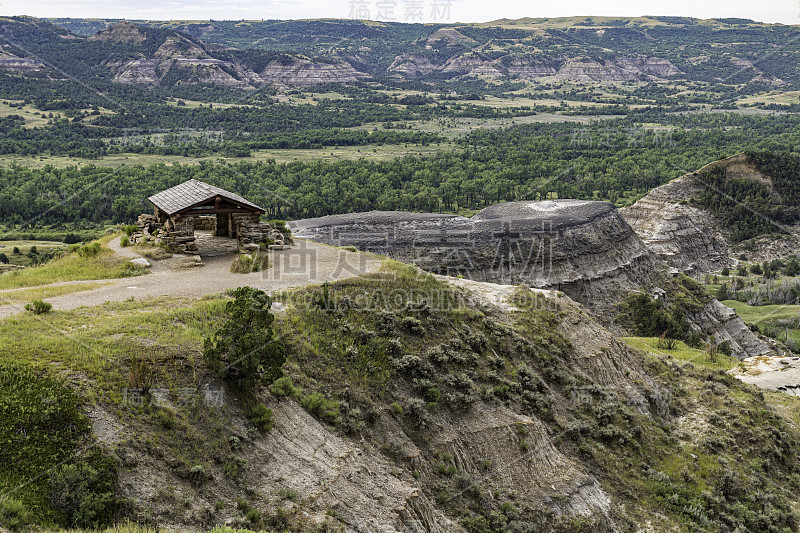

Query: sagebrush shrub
[[249, 403, 275, 433], [301, 392, 339, 423], [401, 316, 425, 335], [270, 376, 300, 399], [48, 452, 116, 527], [0, 498, 29, 530], [25, 299, 52, 315]]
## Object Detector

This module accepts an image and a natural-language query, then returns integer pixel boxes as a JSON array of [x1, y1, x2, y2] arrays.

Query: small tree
[[785, 257, 800, 277], [0, 252, 8, 264], [715, 283, 729, 301], [203, 287, 285, 390], [657, 331, 678, 350], [48, 451, 116, 527]]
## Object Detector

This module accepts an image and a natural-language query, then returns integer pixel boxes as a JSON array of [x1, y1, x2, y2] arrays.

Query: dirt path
[[0, 238, 383, 319]]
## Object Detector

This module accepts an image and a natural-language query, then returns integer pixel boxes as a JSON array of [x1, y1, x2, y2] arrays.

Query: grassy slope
[[276, 265, 800, 531], [0, 235, 145, 291], [0, 281, 113, 305], [1, 264, 799, 531], [0, 295, 230, 528], [622, 337, 737, 370], [723, 300, 800, 325], [723, 300, 800, 347]]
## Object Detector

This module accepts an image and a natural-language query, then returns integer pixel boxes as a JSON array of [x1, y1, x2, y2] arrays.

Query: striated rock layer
[[620, 170, 730, 275], [620, 153, 785, 274], [388, 51, 682, 81], [291, 199, 772, 357], [291, 200, 661, 313], [259, 59, 369, 87]]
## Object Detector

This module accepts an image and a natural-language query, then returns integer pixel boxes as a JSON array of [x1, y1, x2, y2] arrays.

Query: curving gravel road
[[0, 238, 383, 319]]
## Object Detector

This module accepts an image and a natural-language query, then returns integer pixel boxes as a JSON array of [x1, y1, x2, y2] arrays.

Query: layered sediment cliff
[[620, 153, 788, 274], [291, 199, 771, 357], [291, 200, 660, 311], [621, 171, 731, 275]]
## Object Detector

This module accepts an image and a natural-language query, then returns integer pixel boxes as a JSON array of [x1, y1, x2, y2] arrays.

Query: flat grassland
[[0, 143, 451, 169], [622, 336, 736, 370]]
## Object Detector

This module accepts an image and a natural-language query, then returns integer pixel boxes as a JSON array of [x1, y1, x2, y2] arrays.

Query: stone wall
[[194, 216, 216, 231], [133, 210, 284, 254], [132, 213, 198, 254], [131, 214, 162, 244], [160, 215, 198, 253], [233, 213, 285, 252]]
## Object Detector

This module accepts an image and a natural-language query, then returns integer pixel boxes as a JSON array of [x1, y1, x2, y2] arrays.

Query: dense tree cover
[[91, 99, 497, 133], [694, 151, 800, 242], [0, 110, 446, 158], [1, 17, 799, 231], [1, 116, 799, 226]]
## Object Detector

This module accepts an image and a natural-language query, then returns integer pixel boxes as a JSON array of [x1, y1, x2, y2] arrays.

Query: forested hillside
[[0, 16, 798, 236]]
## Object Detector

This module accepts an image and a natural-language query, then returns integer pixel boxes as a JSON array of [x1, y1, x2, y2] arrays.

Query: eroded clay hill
[[94, 267, 799, 532], [101, 275, 667, 530], [290, 199, 771, 357], [622, 153, 800, 272], [291, 200, 659, 311]]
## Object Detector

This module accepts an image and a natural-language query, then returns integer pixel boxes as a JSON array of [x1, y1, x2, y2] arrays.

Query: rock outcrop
[[730, 57, 786, 86], [387, 54, 441, 78], [258, 59, 369, 87], [503, 55, 560, 78], [426, 27, 478, 46], [620, 171, 730, 275], [111, 59, 159, 84], [388, 51, 680, 81], [291, 199, 772, 357], [554, 56, 682, 82], [695, 298, 772, 356], [0, 56, 45, 72], [88, 20, 148, 44], [290, 200, 662, 314], [616, 57, 682, 78], [88, 21, 370, 88], [441, 53, 506, 77], [620, 153, 785, 274]]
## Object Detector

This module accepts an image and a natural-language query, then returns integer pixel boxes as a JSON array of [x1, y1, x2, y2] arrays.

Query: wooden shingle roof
[[148, 179, 264, 216]]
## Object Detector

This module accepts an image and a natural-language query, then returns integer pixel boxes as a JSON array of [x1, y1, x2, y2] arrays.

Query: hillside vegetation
[[1, 261, 799, 531]]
